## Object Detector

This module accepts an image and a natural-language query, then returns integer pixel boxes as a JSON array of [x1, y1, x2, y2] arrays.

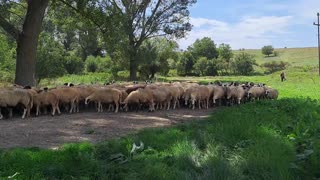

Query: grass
[[1, 47, 320, 179], [1, 98, 320, 179]]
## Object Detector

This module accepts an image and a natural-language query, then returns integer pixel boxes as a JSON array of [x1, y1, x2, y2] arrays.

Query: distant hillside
[[233, 47, 318, 67]]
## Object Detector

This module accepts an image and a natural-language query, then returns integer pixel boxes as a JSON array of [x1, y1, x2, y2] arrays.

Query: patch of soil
[[0, 109, 213, 149]]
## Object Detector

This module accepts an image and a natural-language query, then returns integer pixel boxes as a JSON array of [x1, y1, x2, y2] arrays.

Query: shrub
[[85, 57, 98, 73], [85, 56, 112, 73], [262, 61, 289, 73], [231, 52, 257, 75], [63, 54, 84, 74]]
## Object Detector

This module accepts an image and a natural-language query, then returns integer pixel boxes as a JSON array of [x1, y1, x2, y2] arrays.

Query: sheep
[[85, 88, 122, 113], [226, 85, 246, 105], [265, 89, 278, 100], [212, 85, 226, 106], [148, 86, 172, 110], [33, 88, 61, 116], [50, 87, 79, 113], [122, 88, 155, 112], [190, 86, 210, 109], [247, 86, 266, 101], [0, 88, 33, 119]]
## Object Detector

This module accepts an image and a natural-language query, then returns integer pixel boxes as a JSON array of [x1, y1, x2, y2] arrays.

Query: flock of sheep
[[0, 81, 278, 120]]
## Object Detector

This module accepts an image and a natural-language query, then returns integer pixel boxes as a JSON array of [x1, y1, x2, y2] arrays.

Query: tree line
[[0, 1, 287, 85]]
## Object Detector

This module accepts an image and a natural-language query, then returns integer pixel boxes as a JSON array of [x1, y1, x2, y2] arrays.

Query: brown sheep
[[247, 86, 265, 100], [226, 85, 246, 105], [33, 89, 60, 116], [85, 88, 122, 113], [122, 88, 155, 112], [212, 86, 226, 106], [50, 87, 79, 113], [0, 88, 33, 119], [265, 89, 278, 100], [190, 86, 210, 109]]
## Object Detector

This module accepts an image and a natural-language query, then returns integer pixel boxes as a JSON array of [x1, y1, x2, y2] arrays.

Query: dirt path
[[0, 109, 213, 149]]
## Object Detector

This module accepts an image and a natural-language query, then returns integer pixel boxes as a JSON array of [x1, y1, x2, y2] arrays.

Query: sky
[[177, 0, 320, 50]]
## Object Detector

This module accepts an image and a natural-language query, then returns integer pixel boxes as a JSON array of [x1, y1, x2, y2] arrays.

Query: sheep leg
[[115, 102, 119, 113], [69, 102, 73, 113], [238, 98, 241, 105], [51, 103, 56, 116], [36, 105, 40, 116], [22, 108, 27, 119], [198, 99, 201, 109], [9, 108, 13, 118], [0, 108, 3, 119], [206, 98, 209, 109], [167, 101, 171, 110]]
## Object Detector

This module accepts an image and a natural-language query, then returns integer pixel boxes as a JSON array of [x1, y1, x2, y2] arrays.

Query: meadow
[[0, 48, 320, 179]]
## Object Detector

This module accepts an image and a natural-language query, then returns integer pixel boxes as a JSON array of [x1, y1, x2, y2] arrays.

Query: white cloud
[[178, 16, 293, 50]]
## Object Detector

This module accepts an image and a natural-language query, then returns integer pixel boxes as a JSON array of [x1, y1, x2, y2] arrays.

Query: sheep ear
[[24, 85, 31, 89], [63, 83, 68, 86], [69, 83, 74, 87]]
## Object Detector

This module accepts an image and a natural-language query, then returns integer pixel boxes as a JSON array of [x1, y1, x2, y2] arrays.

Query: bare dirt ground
[[0, 109, 213, 149]]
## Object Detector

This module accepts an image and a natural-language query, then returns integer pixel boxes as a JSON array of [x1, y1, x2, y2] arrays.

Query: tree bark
[[15, 0, 49, 86], [129, 56, 137, 81]]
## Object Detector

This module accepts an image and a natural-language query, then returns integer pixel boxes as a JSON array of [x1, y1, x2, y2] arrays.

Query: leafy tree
[[106, 0, 196, 80], [193, 57, 208, 76], [262, 45, 274, 57], [188, 37, 218, 60], [0, 0, 49, 86], [231, 52, 257, 75], [206, 59, 219, 76], [217, 43, 233, 75], [0, 34, 15, 81], [177, 51, 195, 76], [36, 33, 66, 83], [138, 38, 178, 79]]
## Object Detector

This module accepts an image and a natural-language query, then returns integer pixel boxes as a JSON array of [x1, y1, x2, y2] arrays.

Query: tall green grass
[[1, 99, 319, 179]]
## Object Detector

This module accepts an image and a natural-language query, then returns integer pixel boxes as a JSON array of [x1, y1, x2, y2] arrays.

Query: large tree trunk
[[15, 0, 49, 86]]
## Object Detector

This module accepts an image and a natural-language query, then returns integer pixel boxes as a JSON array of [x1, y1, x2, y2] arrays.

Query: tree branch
[[57, 0, 106, 34], [0, 15, 20, 40]]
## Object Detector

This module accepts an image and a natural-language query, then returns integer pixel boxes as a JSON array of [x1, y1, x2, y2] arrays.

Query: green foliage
[[232, 52, 257, 75], [1, 98, 320, 179], [36, 33, 66, 83], [63, 54, 84, 74], [177, 51, 195, 76], [193, 57, 208, 76], [85, 56, 112, 73], [188, 37, 218, 60], [193, 57, 218, 76], [85, 57, 98, 73], [262, 61, 289, 74], [218, 43, 233, 61], [262, 45, 274, 57], [0, 34, 15, 82]]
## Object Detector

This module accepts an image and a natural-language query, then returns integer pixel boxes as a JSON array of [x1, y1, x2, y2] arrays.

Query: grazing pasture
[[0, 48, 320, 179]]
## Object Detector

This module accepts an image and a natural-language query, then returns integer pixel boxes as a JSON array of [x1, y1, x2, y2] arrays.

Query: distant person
[[280, 72, 286, 82]]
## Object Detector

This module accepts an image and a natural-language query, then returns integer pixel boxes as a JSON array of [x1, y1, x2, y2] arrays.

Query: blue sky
[[177, 0, 320, 49]]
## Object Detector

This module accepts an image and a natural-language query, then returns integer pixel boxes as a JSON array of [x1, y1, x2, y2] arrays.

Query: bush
[[85, 57, 98, 72], [85, 56, 112, 73], [63, 54, 84, 74], [262, 61, 289, 73], [231, 52, 257, 75]]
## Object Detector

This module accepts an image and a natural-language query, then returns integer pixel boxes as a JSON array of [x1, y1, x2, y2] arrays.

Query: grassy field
[[1, 48, 320, 179]]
